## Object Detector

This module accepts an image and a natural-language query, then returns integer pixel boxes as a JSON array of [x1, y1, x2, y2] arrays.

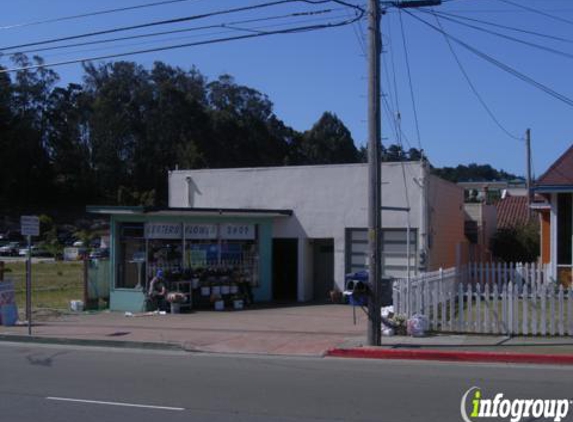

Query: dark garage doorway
[[313, 239, 334, 302], [272, 238, 298, 302]]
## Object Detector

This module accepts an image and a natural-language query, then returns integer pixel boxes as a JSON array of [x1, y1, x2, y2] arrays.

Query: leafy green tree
[[296, 112, 359, 165], [490, 222, 539, 263]]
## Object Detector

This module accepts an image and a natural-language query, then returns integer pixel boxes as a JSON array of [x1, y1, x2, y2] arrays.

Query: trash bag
[[407, 314, 429, 337]]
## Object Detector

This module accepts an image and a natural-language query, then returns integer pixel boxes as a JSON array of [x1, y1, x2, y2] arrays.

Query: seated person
[[148, 269, 168, 311]]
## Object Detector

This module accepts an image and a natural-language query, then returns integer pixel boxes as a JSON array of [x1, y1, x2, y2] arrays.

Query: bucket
[[200, 286, 210, 296], [1, 303, 18, 326], [214, 300, 224, 311], [233, 299, 244, 310], [70, 300, 84, 312], [191, 278, 200, 289], [221, 285, 230, 295], [170, 303, 181, 314]]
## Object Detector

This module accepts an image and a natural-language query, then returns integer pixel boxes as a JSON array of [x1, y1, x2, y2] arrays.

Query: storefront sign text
[[145, 223, 182, 239], [221, 223, 255, 240], [184, 224, 218, 239]]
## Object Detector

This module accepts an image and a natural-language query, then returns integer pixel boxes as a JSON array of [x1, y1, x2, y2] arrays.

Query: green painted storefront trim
[[106, 213, 276, 311]]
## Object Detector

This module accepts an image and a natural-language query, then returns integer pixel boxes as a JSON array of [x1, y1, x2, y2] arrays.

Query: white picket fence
[[393, 267, 458, 317], [393, 262, 573, 336]]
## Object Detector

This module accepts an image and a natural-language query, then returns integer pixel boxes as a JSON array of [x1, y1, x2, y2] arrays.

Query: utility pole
[[526, 128, 533, 209], [366, 0, 441, 346], [367, 0, 382, 347]]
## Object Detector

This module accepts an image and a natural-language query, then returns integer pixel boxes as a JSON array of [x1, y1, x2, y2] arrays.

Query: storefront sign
[[184, 223, 218, 239], [145, 222, 182, 239], [221, 223, 255, 240]]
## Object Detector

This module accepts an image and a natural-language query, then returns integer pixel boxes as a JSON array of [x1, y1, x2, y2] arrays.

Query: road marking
[[46, 397, 185, 411]]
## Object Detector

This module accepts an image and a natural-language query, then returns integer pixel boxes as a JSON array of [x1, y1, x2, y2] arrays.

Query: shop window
[[116, 223, 146, 289]]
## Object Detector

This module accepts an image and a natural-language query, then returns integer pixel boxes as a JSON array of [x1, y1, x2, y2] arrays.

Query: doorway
[[313, 239, 334, 302], [272, 238, 298, 302]]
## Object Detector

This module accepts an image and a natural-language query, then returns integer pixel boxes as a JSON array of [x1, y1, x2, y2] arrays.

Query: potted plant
[[166, 292, 186, 314], [232, 295, 244, 310]]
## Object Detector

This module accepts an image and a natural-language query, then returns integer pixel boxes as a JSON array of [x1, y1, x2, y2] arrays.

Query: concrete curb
[[326, 348, 573, 365], [0, 334, 184, 352]]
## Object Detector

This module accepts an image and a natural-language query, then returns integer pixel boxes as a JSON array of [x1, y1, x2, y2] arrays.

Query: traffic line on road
[[46, 397, 185, 411]]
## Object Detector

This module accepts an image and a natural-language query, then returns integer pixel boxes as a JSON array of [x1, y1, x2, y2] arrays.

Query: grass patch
[[3, 261, 84, 312]]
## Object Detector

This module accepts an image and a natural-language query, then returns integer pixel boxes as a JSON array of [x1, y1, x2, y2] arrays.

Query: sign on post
[[20, 215, 39, 336], [21, 215, 40, 237]]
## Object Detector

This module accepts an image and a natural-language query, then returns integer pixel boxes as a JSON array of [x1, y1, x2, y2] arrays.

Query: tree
[[2, 55, 59, 205], [206, 75, 289, 167], [296, 112, 359, 165], [490, 221, 539, 263]]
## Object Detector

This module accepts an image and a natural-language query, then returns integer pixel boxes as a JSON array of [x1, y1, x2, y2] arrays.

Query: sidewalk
[[1, 304, 573, 364], [0, 304, 368, 356]]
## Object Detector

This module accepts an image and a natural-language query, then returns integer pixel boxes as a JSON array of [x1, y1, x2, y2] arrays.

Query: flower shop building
[[93, 161, 466, 312]]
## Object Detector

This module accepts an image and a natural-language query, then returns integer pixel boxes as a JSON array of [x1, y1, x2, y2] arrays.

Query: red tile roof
[[496, 195, 532, 229], [536, 144, 573, 187]]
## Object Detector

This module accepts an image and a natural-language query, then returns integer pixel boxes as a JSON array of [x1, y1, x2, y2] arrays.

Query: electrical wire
[[0, 0, 203, 30], [0, 8, 364, 74], [403, 9, 573, 108], [430, 12, 521, 141], [27, 13, 354, 63], [418, 9, 573, 61], [5, 9, 341, 57], [398, 10, 422, 151], [496, 0, 573, 27], [427, 10, 573, 44], [0, 0, 363, 53]]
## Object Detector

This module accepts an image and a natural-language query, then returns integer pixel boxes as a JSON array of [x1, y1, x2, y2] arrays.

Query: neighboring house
[[533, 144, 573, 287], [463, 202, 496, 262], [458, 180, 527, 204], [90, 161, 466, 312], [459, 180, 534, 262], [495, 195, 531, 229]]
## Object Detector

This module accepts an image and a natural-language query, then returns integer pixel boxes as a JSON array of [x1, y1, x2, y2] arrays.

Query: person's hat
[[156, 269, 164, 278]]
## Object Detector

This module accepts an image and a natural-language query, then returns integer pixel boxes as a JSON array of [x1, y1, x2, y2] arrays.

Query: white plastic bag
[[407, 314, 429, 337]]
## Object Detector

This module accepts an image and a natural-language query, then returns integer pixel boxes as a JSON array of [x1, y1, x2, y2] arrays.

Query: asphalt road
[[0, 342, 572, 422]]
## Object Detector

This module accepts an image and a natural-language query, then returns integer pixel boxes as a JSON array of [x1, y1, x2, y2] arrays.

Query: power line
[[430, 12, 521, 141], [0, 0, 203, 30], [428, 10, 573, 44], [403, 9, 573, 108], [5, 9, 341, 57], [398, 10, 423, 151], [496, 0, 573, 27], [25, 13, 354, 63], [0, 9, 364, 74], [0, 0, 362, 53], [418, 9, 573, 61]]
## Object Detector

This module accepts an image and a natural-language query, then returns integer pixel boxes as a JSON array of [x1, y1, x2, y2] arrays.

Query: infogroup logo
[[461, 387, 572, 422]]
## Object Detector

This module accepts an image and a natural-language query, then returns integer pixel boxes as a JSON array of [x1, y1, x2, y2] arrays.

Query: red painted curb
[[326, 348, 573, 365]]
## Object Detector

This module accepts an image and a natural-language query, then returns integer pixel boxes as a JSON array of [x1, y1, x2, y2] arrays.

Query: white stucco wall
[[168, 162, 460, 298]]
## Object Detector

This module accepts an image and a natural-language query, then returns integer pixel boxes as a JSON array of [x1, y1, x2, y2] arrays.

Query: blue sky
[[1, 0, 572, 177]]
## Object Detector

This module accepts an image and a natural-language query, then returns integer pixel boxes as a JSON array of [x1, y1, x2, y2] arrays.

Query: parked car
[[18, 245, 52, 257], [89, 248, 109, 260], [0, 242, 20, 256]]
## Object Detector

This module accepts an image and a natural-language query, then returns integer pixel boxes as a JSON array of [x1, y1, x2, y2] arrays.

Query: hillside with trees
[[0, 55, 520, 213]]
